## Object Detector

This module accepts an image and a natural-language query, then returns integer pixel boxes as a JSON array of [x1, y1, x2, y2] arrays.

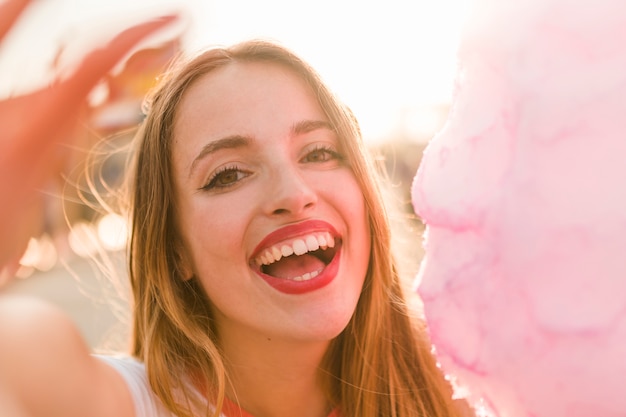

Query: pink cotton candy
[[412, 1, 626, 416]]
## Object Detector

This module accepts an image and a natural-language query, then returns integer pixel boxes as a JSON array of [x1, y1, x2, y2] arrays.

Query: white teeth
[[255, 232, 338, 268], [292, 239, 307, 256], [291, 269, 321, 282], [271, 246, 282, 262], [305, 235, 319, 252], [281, 245, 294, 257]]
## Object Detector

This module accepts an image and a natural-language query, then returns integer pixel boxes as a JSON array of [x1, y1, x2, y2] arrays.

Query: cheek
[[179, 199, 248, 275], [330, 172, 371, 261], [345, 176, 369, 235], [181, 203, 252, 309]]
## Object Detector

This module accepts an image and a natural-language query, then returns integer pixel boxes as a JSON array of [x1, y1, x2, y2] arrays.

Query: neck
[[217, 324, 332, 417]]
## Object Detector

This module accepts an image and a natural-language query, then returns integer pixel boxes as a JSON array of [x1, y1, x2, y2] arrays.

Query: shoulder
[[95, 355, 175, 417]]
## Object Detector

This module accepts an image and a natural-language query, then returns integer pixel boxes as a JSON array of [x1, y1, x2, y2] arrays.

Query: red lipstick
[[250, 220, 341, 295]]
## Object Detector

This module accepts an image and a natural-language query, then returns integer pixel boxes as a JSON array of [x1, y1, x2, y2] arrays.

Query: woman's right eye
[[199, 166, 251, 191]]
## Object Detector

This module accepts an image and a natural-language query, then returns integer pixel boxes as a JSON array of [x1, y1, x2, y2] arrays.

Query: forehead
[[174, 61, 321, 131], [171, 61, 328, 162]]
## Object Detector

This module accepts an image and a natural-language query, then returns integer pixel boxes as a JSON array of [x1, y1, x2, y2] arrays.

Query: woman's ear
[[174, 239, 194, 281], [179, 258, 194, 281]]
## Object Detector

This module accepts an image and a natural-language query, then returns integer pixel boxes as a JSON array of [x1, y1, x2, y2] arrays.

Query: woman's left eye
[[301, 145, 343, 164]]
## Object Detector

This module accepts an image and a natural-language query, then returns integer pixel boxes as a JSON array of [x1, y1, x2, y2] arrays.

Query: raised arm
[[0, 1, 178, 415], [0, 0, 177, 273]]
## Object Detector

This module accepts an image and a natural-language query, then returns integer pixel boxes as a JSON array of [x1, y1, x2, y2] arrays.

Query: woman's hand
[[0, 0, 178, 279]]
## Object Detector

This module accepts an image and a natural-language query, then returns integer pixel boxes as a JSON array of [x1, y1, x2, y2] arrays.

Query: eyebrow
[[187, 119, 334, 178], [188, 135, 250, 178], [292, 119, 334, 135]]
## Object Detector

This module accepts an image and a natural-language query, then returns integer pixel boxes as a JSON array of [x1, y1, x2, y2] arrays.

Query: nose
[[264, 166, 318, 217]]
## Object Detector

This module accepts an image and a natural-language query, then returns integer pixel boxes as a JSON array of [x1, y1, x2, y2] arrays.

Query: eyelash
[[301, 144, 343, 164], [200, 164, 250, 191]]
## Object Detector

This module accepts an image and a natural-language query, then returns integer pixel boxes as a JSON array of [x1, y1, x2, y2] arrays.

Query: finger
[[0, 0, 31, 42], [61, 14, 179, 101]]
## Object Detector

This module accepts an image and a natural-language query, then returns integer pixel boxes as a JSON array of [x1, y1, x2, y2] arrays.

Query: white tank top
[[96, 355, 176, 417]]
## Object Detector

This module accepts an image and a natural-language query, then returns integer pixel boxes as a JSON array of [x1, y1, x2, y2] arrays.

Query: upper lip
[[250, 219, 340, 262]]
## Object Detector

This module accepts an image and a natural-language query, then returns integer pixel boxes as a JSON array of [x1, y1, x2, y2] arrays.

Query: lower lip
[[256, 249, 341, 295]]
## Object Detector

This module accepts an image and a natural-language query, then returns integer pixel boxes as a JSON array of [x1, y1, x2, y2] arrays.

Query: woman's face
[[171, 61, 371, 344]]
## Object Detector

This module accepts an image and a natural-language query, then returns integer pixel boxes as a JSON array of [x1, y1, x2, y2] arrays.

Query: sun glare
[[193, 0, 471, 143], [1, 0, 470, 143]]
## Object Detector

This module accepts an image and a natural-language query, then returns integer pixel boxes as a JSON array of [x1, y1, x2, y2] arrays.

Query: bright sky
[[0, 0, 470, 143]]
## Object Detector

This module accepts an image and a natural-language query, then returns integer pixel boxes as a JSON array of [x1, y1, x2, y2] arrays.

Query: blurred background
[[2, 0, 470, 350]]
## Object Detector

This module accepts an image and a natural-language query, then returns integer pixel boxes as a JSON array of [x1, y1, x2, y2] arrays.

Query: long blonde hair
[[128, 40, 461, 417]]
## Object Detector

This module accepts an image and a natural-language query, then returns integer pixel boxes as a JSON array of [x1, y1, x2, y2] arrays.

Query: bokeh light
[[97, 213, 129, 251], [19, 234, 58, 272], [68, 221, 101, 258]]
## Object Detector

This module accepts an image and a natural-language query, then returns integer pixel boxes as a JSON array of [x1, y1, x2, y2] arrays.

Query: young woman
[[0, 4, 466, 414], [114, 40, 465, 417]]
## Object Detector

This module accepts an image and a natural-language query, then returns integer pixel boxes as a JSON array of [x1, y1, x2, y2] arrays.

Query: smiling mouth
[[253, 232, 340, 281]]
